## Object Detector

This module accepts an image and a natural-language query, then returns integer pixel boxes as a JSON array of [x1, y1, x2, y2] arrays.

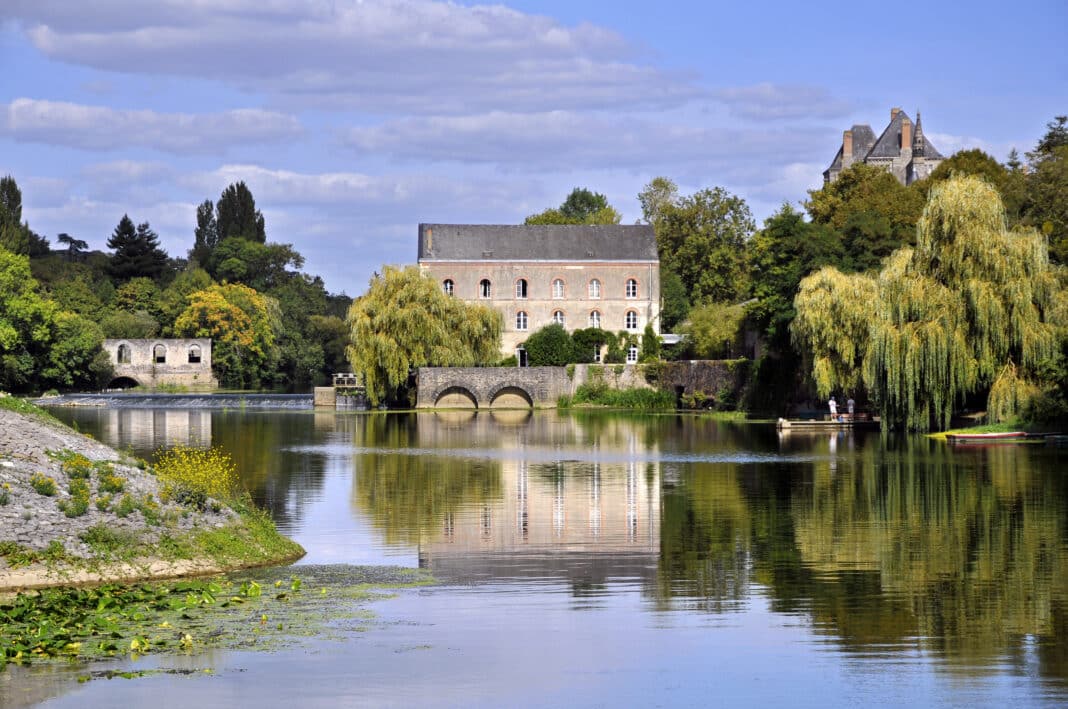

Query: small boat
[[946, 431, 1058, 444]]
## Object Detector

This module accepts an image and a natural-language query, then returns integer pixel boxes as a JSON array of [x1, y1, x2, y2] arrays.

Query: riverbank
[[0, 396, 304, 592]]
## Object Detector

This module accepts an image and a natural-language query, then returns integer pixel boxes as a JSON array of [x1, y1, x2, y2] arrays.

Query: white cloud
[[8, 0, 699, 114], [344, 110, 832, 173], [1, 99, 302, 153], [714, 83, 853, 121]]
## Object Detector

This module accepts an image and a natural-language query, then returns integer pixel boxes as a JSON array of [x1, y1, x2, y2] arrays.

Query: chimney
[[843, 130, 853, 160], [900, 116, 912, 151], [891, 107, 901, 122]]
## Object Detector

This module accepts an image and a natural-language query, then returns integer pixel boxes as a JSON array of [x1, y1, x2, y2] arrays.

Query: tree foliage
[[525, 187, 622, 225], [794, 175, 1061, 430], [656, 187, 754, 303], [522, 323, 574, 366], [107, 215, 169, 281], [173, 283, 280, 388], [684, 301, 747, 359], [346, 266, 502, 405], [216, 181, 266, 244], [806, 163, 924, 272]]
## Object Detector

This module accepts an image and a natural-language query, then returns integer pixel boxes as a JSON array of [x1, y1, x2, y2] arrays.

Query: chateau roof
[[825, 110, 943, 173], [417, 223, 659, 262]]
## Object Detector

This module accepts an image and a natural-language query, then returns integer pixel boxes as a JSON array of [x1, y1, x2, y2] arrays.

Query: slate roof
[[825, 124, 878, 174], [825, 111, 943, 172], [417, 224, 659, 261]]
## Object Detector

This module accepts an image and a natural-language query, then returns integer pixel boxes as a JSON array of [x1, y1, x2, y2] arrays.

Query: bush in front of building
[[523, 324, 575, 366]]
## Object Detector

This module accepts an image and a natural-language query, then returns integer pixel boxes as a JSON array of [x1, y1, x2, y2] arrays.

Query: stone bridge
[[416, 367, 572, 409]]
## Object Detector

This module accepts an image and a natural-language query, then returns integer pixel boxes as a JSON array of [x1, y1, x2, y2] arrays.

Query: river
[[4, 406, 1068, 707]]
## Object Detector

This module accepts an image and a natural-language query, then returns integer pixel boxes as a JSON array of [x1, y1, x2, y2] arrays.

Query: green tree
[[107, 215, 169, 281], [307, 314, 351, 376], [525, 187, 622, 225], [684, 302, 746, 359], [748, 204, 845, 346], [638, 176, 680, 228], [1024, 145, 1068, 264], [190, 199, 218, 267], [346, 266, 501, 405], [659, 266, 690, 332], [114, 277, 162, 318], [0, 249, 57, 390], [640, 323, 661, 362], [794, 176, 1061, 431], [523, 323, 574, 366], [1027, 115, 1068, 163], [56, 233, 88, 262], [174, 283, 280, 388], [657, 187, 754, 303], [216, 181, 266, 243], [806, 163, 924, 272], [48, 274, 104, 320], [0, 176, 49, 257], [40, 311, 109, 390], [570, 327, 614, 364], [211, 238, 304, 291], [100, 310, 160, 338], [922, 149, 1024, 223], [158, 268, 214, 334]]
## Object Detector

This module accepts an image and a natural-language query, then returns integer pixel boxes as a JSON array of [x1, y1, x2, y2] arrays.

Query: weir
[[40, 393, 314, 409]]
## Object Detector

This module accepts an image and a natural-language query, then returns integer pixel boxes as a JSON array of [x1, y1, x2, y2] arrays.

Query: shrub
[[60, 452, 94, 479], [154, 446, 239, 502], [571, 384, 675, 410], [59, 478, 90, 517], [30, 472, 58, 496], [0, 482, 10, 506], [523, 324, 575, 366], [115, 493, 137, 518], [99, 471, 126, 494], [95, 494, 113, 512]]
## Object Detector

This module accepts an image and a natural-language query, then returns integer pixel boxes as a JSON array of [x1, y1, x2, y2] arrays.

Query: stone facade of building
[[417, 223, 661, 358], [103, 338, 218, 390], [824, 107, 944, 186]]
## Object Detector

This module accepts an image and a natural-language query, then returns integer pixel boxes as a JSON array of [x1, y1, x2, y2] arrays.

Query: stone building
[[417, 223, 661, 361], [103, 338, 218, 390], [824, 107, 944, 186]]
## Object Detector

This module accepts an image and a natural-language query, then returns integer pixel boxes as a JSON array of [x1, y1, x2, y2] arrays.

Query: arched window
[[589, 310, 601, 329], [443, 279, 454, 296], [188, 345, 202, 364], [552, 310, 565, 326], [117, 344, 131, 364], [515, 279, 528, 299], [552, 279, 565, 299], [588, 279, 601, 299], [480, 279, 492, 298], [516, 311, 528, 330], [625, 311, 638, 330], [153, 344, 167, 364], [627, 345, 639, 364], [626, 278, 638, 299]]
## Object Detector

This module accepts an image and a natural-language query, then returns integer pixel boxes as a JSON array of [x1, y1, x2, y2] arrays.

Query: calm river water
[[4, 407, 1068, 707]]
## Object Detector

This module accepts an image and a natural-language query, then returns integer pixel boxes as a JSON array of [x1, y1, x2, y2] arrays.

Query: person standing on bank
[[829, 396, 837, 417], [847, 396, 855, 418]]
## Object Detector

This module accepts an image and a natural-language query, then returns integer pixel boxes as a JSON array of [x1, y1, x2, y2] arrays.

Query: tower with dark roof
[[823, 107, 944, 186]]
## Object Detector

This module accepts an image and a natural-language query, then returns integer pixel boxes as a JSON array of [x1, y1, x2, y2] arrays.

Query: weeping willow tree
[[791, 266, 877, 399], [346, 266, 502, 405], [794, 175, 1060, 430]]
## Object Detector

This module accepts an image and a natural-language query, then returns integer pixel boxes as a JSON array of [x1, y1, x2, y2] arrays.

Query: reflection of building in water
[[420, 445, 660, 585], [96, 409, 212, 450]]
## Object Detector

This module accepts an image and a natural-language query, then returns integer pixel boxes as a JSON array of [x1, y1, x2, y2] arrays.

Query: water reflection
[[47, 406, 1068, 691]]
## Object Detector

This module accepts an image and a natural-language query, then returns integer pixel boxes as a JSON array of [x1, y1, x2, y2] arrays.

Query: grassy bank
[[558, 384, 676, 410]]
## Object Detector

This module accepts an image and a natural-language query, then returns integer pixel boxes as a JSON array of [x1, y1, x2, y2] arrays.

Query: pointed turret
[[913, 110, 926, 157]]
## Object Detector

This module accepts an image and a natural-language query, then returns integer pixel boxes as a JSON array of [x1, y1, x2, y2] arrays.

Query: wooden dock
[[777, 416, 880, 431]]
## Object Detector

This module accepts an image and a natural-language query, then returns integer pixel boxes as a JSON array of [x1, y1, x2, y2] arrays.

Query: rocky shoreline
[[0, 399, 303, 591]]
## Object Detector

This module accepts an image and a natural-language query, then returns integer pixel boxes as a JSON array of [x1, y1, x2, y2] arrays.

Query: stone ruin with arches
[[102, 338, 218, 390]]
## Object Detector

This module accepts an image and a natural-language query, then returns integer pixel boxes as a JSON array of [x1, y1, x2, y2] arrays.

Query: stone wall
[[103, 338, 218, 390], [658, 359, 750, 408], [570, 363, 653, 392]]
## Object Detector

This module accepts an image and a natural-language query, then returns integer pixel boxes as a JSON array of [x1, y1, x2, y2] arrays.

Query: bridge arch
[[488, 385, 533, 409], [434, 386, 478, 409]]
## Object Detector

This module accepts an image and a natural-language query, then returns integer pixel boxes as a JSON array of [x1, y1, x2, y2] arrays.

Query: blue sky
[[2, 0, 1065, 295]]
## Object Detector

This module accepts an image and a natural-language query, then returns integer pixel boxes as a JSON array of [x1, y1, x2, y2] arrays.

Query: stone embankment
[[0, 401, 302, 591]]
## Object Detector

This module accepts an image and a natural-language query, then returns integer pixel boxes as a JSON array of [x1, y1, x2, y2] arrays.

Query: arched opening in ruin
[[107, 376, 141, 390]]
